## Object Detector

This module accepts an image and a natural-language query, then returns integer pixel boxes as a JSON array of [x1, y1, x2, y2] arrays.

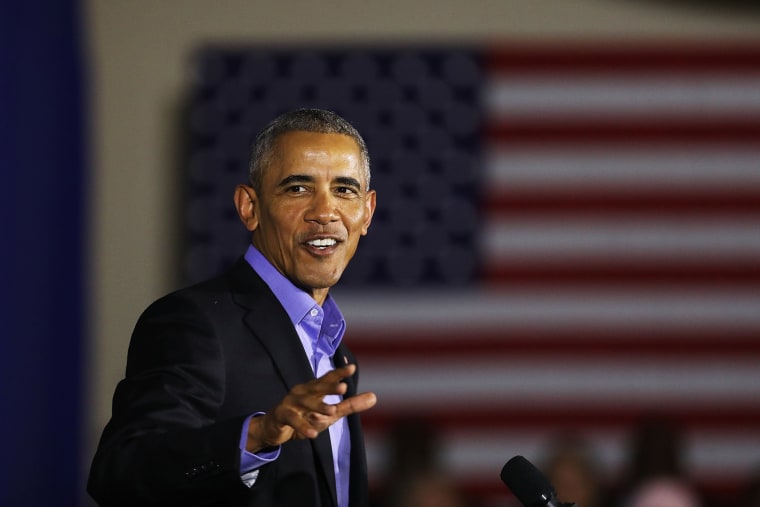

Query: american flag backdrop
[[182, 44, 760, 506]]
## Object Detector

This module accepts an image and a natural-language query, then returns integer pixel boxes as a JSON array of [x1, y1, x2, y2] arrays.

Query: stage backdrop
[[180, 43, 760, 505]]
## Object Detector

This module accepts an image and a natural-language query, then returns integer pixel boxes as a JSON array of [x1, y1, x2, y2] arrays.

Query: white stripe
[[333, 288, 760, 333], [482, 217, 760, 261], [485, 75, 760, 117], [359, 357, 760, 407], [365, 429, 622, 484], [485, 147, 760, 190], [366, 429, 760, 483], [686, 429, 760, 476]]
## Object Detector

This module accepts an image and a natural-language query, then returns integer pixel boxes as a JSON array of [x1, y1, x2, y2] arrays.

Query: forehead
[[260, 131, 370, 192], [271, 131, 361, 169]]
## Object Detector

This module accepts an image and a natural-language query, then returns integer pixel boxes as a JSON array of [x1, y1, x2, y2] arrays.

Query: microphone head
[[500, 455, 557, 507]]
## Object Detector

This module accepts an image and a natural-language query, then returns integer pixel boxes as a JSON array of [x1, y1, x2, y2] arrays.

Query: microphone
[[500, 455, 576, 507]]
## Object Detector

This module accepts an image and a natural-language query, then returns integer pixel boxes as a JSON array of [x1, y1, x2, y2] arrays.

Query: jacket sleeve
[[87, 292, 253, 506]]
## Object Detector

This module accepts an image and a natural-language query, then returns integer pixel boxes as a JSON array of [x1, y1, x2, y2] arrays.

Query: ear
[[234, 184, 259, 232], [361, 189, 377, 236]]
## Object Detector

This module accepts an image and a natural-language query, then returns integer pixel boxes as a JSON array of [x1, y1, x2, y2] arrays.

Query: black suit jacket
[[88, 258, 369, 507]]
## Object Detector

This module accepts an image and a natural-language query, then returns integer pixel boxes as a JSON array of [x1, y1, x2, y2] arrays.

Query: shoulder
[[125, 267, 244, 375], [137, 279, 224, 326], [141, 257, 264, 315]]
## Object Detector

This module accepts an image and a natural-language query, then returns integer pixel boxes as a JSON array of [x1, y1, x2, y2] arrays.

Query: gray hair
[[248, 108, 371, 192]]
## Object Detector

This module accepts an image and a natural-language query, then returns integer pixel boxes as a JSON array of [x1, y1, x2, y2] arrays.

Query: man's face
[[237, 131, 376, 304]]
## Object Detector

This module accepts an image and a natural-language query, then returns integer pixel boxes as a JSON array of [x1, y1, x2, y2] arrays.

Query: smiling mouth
[[306, 238, 338, 249]]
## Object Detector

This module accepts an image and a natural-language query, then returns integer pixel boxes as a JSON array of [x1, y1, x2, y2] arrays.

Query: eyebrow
[[277, 174, 363, 190], [334, 176, 362, 190], [277, 174, 314, 187]]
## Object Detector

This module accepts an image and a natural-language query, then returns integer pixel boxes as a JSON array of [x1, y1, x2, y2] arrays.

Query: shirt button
[[310, 308, 319, 317]]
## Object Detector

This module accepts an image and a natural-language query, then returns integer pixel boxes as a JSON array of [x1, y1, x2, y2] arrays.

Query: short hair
[[248, 108, 371, 192]]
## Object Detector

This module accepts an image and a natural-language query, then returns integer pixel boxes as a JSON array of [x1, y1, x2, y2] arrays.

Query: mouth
[[305, 238, 338, 250]]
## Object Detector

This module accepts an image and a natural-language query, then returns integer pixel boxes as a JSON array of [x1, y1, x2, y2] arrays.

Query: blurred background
[[2, 1, 760, 506]]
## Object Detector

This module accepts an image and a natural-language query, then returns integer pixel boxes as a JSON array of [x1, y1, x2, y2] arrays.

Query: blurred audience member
[[625, 478, 701, 507], [542, 433, 608, 507], [616, 416, 703, 507], [627, 417, 685, 484], [390, 471, 469, 507], [375, 417, 471, 507], [737, 466, 760, 507]]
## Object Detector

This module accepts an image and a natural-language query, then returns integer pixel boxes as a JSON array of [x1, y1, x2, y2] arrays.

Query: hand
[[246, 364, 376, 452]]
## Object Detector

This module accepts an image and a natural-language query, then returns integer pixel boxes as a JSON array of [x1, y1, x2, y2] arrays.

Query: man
[[88, 109, 378, 507]]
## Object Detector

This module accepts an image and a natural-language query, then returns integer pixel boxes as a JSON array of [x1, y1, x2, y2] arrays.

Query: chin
[[295, 270, 337, 288], [297, 258, 349, 288], [311, 277, 342, 290]]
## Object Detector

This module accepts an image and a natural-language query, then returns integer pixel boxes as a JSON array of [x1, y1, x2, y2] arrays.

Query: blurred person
[[542, 434, 607, 507], [737, 465, 760, 507], [616, 416, 704, 507], [88, 109, 377, 507], [375, 418, 471, 507], [627, 417, 685, 484], [624, 478, 701, 507], [392, 471, 470, 507]]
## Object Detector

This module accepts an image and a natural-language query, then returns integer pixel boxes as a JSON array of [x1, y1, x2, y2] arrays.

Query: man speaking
[[88, 109, 378, 507]]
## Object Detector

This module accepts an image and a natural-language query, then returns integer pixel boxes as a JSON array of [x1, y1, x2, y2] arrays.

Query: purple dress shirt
[[238, 245, 351, 507]]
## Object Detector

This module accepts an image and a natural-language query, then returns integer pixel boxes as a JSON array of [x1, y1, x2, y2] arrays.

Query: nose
[[305, 190, 339, 225]]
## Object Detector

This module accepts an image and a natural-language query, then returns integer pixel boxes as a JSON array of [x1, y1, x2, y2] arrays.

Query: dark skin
[[247, 364, 376, 451], [233, 131, 377, 453]]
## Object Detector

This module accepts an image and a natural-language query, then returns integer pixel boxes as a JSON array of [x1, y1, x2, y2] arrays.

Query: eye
[[335, 185, 360, 199], [285, 185, 308, 194], [332, 177, 363, 197]]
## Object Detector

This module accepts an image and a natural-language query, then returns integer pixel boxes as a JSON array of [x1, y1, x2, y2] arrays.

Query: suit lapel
[[312, 427, 338, 507], [333, 348, 355, 395], [229, 258, 312, 389], [336, 344, 369, 507], [229, 258, 339, 507]]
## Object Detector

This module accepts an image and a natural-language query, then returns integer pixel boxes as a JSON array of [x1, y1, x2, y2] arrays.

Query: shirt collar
[[243, 244, 346, 339]]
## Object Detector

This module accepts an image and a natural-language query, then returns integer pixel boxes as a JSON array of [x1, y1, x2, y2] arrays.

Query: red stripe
[[485, 43, 760, 73], [485, 118, 760, 144], [362, 405, 760, 431], [478, 262, 760, 287], [349, 331, 760, 359], [483, 190, 760, 214]]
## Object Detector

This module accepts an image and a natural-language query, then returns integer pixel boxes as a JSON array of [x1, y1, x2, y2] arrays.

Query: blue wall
[[0, 1, 87, 505]]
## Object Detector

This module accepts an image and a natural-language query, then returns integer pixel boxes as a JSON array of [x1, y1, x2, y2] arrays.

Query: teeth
[[307, 238, 337, 248]]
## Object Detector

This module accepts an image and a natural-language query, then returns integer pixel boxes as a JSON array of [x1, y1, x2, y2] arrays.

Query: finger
[[292, 410, 336, 439], [316, 364, 356, 384], [272, 406, 323, 440], [331, 391, 377, 417], [286, 364, 358, 414], [305, 400, 339, 417], [299, 365, 355, 398], [289, 391, 345, 418], [286, 387, 341, 415], [287, 392, 377, 441], [299, 378, 348, 399]]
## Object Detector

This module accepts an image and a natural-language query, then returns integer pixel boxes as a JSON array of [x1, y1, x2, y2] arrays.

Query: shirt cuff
[[239, 413, 281, 486]]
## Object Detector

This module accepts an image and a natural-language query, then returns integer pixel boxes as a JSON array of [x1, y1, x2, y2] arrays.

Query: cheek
[[256, 216, 298, 254], [346, 205, 370, 229], [265, 207, 300, 234]]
